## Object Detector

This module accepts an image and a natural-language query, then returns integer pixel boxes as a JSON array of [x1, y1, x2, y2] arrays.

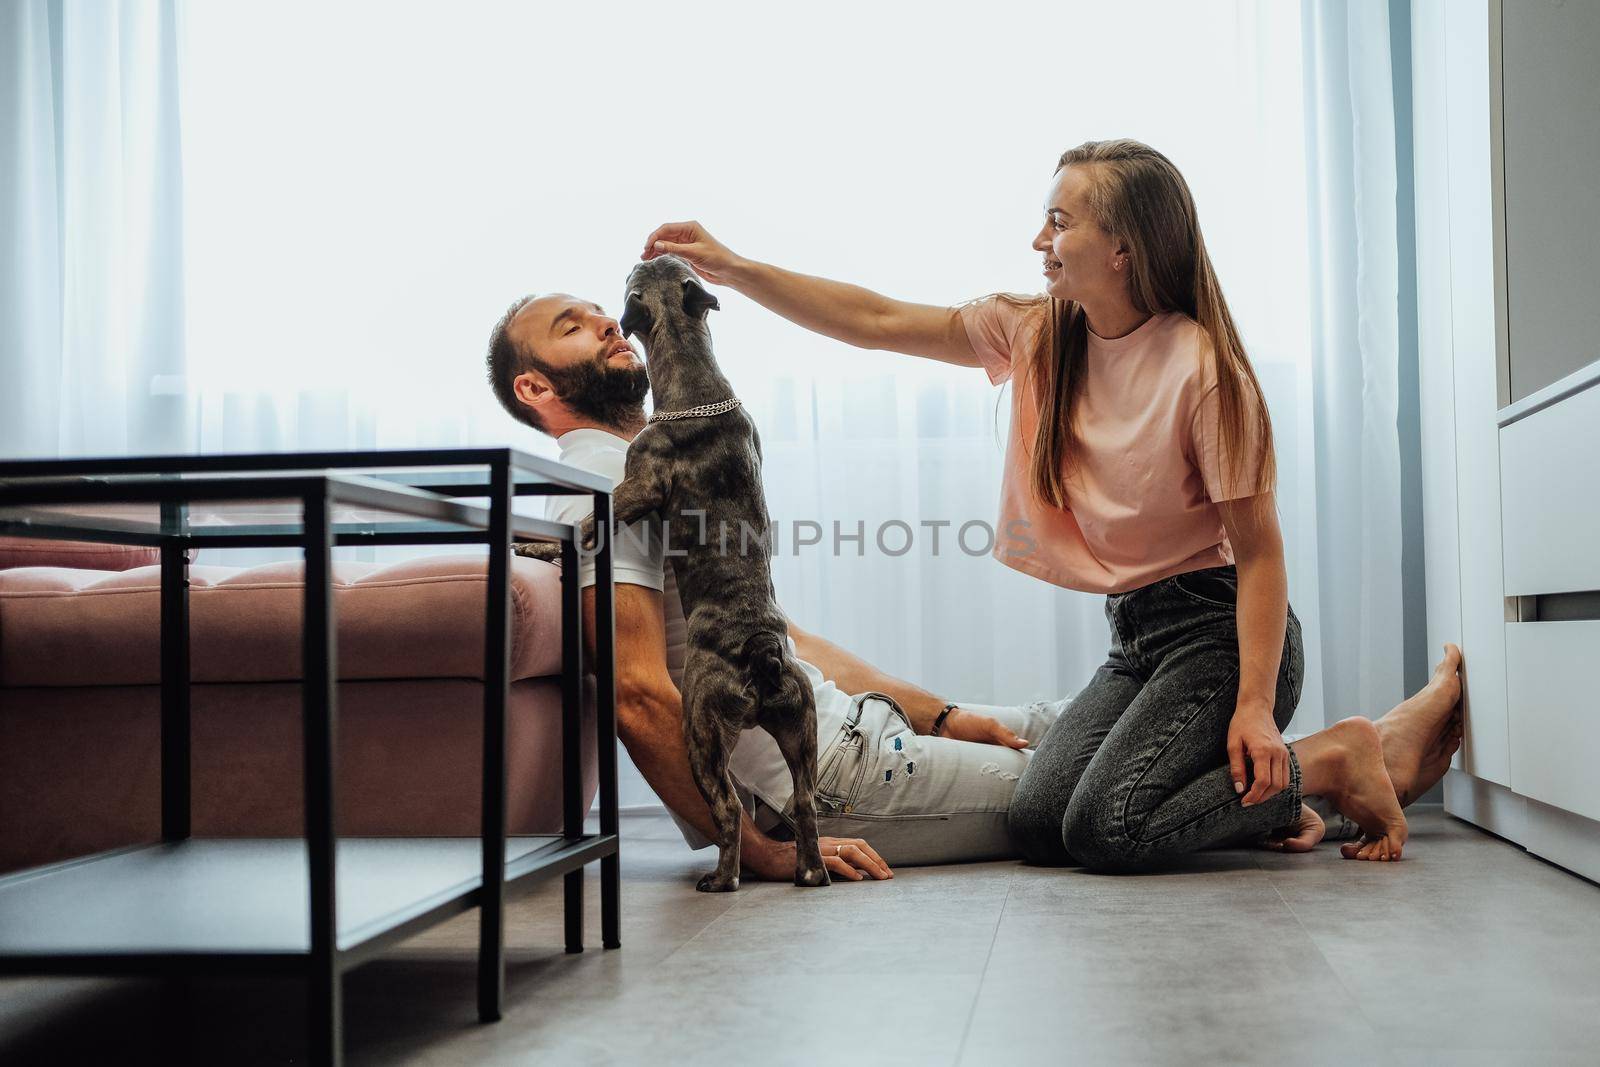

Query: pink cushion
[[0, 536, 159, 572], [0, 677, 598, 873], [0, 554, 563, 687]]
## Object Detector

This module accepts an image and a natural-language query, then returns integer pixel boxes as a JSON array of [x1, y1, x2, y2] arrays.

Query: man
[[484, 291, 1465, 880]]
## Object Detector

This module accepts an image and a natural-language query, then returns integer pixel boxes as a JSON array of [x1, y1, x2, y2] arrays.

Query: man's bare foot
[[1260, 803, 1326, 853], [1292, 717, 1408, 861], [1376, 643, 1463, 805]]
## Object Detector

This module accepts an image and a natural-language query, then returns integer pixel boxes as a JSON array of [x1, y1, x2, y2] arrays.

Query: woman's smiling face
[[1032, 164, 1125, 303]]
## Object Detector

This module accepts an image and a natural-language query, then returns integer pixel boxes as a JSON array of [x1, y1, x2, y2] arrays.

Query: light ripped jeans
[[777, 691, 1067, 866]]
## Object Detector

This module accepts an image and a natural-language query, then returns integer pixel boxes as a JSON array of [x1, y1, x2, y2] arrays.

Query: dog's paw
[[794, 865, 830, 888], [695, 872, 740, 893]]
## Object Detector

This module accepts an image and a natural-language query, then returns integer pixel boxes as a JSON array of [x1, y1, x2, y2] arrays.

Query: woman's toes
[[1261, 803, 1325, 854]]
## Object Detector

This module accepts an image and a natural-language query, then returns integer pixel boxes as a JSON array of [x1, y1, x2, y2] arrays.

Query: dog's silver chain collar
[[648, 397, 743, 423]]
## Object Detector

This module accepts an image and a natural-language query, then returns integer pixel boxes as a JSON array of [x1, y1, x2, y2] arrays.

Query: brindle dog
[[576, 255, 828, 892]]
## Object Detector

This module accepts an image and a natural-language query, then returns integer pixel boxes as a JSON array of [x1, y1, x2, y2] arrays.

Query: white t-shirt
[[548, 427, 857, 849]]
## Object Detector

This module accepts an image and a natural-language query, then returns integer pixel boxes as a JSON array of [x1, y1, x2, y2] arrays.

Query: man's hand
[[819, 837, 893, 881], [1228, 704, 1289, 806], [641, 221, 744, 286], [511, 541, 561, 563], [745, 836, 893, 882], [939, 707, 1029, 749]]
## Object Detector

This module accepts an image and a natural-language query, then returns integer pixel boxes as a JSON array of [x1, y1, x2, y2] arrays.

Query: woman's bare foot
[[1292, 717, 1408, 861], [1376, 643, 1463, 805], [1260, 803, 1325, 853], [1408, 714, 1465, 804]]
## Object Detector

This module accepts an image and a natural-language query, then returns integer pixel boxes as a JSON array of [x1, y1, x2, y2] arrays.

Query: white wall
[[1412, 0, 1510, 787]]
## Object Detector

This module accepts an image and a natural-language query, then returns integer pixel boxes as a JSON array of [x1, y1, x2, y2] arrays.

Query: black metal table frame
[[0, 448, 620, 1066]]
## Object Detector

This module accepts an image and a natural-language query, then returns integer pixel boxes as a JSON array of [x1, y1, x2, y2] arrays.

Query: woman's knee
[[1062, 790, 1145, 873], [1006, 786, 1073, 867]]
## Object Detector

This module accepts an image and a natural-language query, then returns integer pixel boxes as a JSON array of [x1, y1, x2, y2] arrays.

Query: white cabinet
[[1500, 381, 1600, 596], [1414, 0, 1600, 883], [1505, 622, 1600, 824]]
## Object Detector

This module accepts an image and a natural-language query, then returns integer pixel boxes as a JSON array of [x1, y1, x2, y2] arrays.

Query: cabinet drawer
[[1500, 381, 1600, 595], [1505, 621, 1600, 822]]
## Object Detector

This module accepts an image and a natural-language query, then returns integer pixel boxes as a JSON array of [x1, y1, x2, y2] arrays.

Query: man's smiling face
[[507, 293, 650, 431]]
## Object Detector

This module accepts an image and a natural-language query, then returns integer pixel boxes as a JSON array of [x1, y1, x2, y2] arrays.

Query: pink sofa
[[0, 538, 595, 874]]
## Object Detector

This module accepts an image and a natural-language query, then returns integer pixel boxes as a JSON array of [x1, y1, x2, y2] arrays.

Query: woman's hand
[[938, 707, 1029, 749], [641, 221, 745, 286], [1227, 705, 1289, 806]]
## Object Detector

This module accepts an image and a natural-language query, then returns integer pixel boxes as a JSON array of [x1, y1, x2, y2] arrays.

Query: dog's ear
[[620, 292, 653, 339], [682, 277, 720, 319]]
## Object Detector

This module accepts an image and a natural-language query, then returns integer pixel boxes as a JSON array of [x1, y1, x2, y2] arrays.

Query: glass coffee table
[[0, 449, 619, 1067]]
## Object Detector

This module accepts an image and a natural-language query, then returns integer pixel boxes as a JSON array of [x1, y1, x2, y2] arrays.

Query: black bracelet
[[931, 702, 958, 736]]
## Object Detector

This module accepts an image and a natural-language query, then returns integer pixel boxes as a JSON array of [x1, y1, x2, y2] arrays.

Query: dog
[[562, 255, 828, 893]]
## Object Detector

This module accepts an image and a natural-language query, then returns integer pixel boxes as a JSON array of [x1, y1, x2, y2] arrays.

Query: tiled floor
[[2, 808, 1598, 1065]]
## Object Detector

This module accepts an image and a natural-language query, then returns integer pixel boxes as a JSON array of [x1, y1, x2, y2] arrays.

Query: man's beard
[[547, 353, 650, 429]]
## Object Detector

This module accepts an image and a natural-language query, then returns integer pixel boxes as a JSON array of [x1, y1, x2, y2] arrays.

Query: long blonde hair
[[1007, 139, 1275, 511]]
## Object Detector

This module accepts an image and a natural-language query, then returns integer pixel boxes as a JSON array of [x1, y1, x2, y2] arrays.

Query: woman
[[641, 139, 1409, 868]]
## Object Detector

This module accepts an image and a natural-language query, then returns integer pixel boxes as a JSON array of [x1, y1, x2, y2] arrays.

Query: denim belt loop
[[1104, 594, 1130, 659], [845, 694, 869, 732]]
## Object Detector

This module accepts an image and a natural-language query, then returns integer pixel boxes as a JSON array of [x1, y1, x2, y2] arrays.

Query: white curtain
[[3, 0, 1419, 802], [0, 0, 187, 459], [1301, 0, 1413, 728]]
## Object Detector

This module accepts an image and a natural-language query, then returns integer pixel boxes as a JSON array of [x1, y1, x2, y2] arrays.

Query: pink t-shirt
[[959, 296, 1268, 595]]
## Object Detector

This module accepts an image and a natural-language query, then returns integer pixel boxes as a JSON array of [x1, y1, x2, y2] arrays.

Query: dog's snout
[[619, 292, 652, 340]]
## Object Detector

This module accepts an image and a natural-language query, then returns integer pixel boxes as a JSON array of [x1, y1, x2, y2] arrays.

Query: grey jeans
[[1007, 565, 1305, 872]]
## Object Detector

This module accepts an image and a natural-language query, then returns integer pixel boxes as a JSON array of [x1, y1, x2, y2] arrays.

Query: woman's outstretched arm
[[1218, 493, 1292, 807], [642, 220, 981, 367]]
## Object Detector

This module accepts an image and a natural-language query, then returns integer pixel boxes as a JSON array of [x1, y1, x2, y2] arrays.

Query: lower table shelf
[[0, 834, 619, 975]]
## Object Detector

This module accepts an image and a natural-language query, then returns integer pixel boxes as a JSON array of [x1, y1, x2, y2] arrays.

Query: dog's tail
[[742, 630, 805, 709]]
